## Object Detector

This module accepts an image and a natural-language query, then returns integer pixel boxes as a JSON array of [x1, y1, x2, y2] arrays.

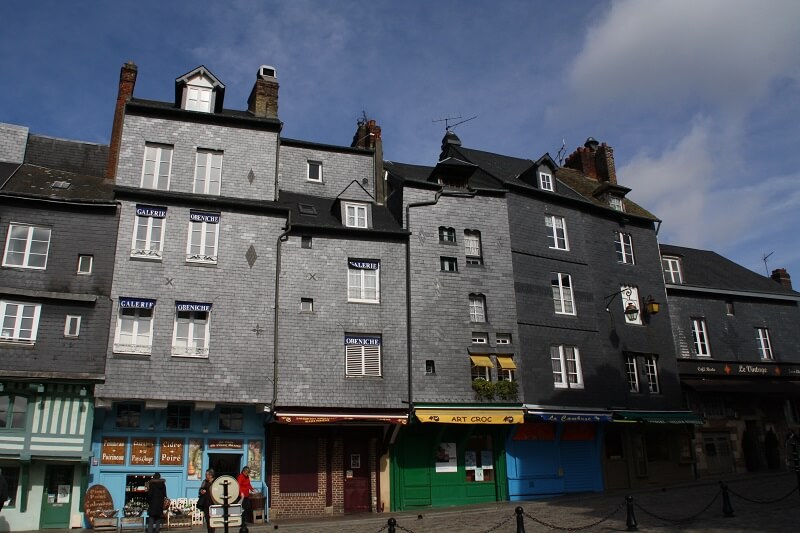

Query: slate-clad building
[[660, 244, 800, 475], [0, 123, 117, 530]]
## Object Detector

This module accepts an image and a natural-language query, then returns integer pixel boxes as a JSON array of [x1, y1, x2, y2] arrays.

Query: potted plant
[[495, 380, 519, 400], [471, 378, 495, 400]]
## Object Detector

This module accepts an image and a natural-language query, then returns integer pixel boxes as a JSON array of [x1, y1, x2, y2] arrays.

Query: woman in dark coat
[[146, 473, 167, 533], [198, 469, 215, 533]]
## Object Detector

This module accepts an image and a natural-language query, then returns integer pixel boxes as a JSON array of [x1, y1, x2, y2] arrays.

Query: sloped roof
[[556, 167, 657, 220], [0, 164, 114, 203], [279, 190, 405, 234], [659, 244, 799, 297], [23, 134, 109, 177]]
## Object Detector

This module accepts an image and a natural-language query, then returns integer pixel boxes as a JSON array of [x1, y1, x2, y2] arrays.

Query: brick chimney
[[564, 137, 617, 184], [351, 117, 385, 204], [106, 61, 138, 180], [247, 65, 279, 119], [771, 268, 792, 289]]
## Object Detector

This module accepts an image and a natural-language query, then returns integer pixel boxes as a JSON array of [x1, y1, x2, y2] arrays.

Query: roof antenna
[[763, 251, 774, 275], [433, 115, 477, 132], [555, 139, 567, 166]]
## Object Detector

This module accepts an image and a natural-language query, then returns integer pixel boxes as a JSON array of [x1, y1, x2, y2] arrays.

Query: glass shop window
[[464, 434, 494, 483]]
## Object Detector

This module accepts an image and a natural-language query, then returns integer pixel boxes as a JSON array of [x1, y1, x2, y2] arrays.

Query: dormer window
[[186, 85, 212, 112], [176, 66, 224, 113], [608, 195, 624, 212], [343, 202, 369, 228], [539, 172, 553, 191]]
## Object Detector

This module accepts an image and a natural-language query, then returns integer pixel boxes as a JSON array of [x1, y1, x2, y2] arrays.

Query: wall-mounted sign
[[101, 437, 126, 465], [159, 438, 184, 465], [677, 360, 800, 378], [208, 439, 243, 450], [435, 442, 457, 473], [130, 438, 155, 465]]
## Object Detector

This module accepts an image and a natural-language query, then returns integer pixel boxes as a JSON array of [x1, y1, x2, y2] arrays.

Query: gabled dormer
[[427, 156, 477, 190], [334, 180, 376, 229], [174, 66, 225, 113], [517, 153, 558, 191]]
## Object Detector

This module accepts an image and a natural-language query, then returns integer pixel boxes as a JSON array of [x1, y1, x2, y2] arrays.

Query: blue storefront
[[506, 409, 611, 500]]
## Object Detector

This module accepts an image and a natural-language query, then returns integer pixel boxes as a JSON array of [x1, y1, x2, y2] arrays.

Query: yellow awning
[[470, 355, 494, 367], [497, 356, 516, 369], [415, 408, 524, 424]]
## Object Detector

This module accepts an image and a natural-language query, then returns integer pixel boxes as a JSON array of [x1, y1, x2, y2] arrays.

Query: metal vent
[[51, 180, 72, 189]]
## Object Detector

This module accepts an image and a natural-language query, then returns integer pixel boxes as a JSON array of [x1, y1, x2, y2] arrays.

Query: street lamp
[[604, 288, 640, 321]]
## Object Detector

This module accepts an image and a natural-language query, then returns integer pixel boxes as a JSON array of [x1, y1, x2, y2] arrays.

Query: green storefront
[[390, 405, 523, 510]]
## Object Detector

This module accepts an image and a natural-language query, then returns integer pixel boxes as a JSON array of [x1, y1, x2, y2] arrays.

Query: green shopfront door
[[40, 464, 74, 529]]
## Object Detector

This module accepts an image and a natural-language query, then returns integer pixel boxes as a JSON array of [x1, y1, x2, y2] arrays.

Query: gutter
[[270, 210, 292, 416]]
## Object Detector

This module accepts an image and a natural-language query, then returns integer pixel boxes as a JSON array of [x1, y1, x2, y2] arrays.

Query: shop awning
[[470, 355, 493, 367], [613, 411, 704, 425], [496, 356, 517, 369], [528, 410, 613, 423], [276, 411, 408, 425], [415, 408, 524, 424]]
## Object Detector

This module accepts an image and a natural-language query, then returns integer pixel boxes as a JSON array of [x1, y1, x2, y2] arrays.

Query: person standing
[[197, 469, 215, 533], [145, 473, 167, 533], [236, 466, 254, 523], [0, 468, 9, 513]]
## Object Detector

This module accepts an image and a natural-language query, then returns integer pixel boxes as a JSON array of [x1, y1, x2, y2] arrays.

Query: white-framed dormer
[[175, 66, 225, 113]]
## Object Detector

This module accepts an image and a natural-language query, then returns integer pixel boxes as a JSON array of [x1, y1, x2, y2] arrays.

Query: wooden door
[[343, 439, 370, 513], [40, 465, 74, 529]]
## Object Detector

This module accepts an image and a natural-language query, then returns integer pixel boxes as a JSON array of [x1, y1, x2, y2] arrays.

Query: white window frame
[[545, 215, 569, 250], [662, 256, 683, 284], [608, 195, 624, 212], [551, 345, 583, 389], [131, 213, 166, 260], [440, 256, 458, 272], [344, 202, 368, 228], [691, 318, 711, 356], [140, 143, 173, 190], [756, 327, 773, 360], [551, 273, 576, 315], [64, 315, 81, 337], [472, 332, 488, 344], [469, 294, 486, 323], [464, 230, 483, 265], [77, 254, 93, 275], [539, 172, 553, 191], [186, 217, 220, 264], [614, 232, 635, 264], [345, 337, 382, 377], [348, 260, 380, 303], [186, 85, 212, 112], [621, 285, 642, 325], [497, 355, 516, 382], [471, 357, 492, 381], [2, 224, 51, 269], [0, 300, 42, 343], [307, 160, 323, 183], [172, 308, 211, 358], [193, 149, 223, 195], [644, 356, 660, 393], [496, 333, 512, 345], [113, 305, 154, 355], [626, 355, 639, 392]]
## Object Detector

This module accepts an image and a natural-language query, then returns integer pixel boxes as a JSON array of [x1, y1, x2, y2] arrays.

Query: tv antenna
[[433, 115, 477, 132], [762, 251, 774, 275], [555, 139, 567, 165]]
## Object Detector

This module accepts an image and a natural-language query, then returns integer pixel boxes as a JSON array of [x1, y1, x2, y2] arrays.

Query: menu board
[[84, 484, 116, 525], [130, 438, 156, 465], [159, 438, 184, 465], [101, 437, 126, 465]]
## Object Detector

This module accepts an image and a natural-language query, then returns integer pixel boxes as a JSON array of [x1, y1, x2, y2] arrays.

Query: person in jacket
[[236, 466, 254, 523], [146, 473, 167, 533], [198, 469, 215, 533]]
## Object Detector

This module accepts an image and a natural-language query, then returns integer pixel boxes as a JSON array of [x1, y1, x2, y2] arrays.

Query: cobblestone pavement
[[28, 472, 800, 533]]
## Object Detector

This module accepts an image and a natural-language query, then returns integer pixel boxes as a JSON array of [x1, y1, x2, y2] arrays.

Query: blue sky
[[2, 0, 799, 280]]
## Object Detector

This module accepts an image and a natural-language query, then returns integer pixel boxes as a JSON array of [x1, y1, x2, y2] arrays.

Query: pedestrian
[[198, 468, 215, 533], [0, 468, 8, 513], [236, 466, 254, 523], [145, 472, 167, 533]]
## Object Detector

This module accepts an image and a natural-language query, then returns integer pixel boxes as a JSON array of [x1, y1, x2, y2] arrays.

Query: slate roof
[[279, 190, 406, 235], [127, 98, 282, 129], [23, 134, 109, 177], [0, 164, 114, 203], [659, 244, 799, 297]]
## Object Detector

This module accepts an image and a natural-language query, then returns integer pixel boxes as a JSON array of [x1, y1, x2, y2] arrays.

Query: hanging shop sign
[[101, 437, 126, 465], [159, 438, 184, 465]]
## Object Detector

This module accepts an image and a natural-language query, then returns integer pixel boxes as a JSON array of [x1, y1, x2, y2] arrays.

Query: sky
[[2, 0, 799, 281]]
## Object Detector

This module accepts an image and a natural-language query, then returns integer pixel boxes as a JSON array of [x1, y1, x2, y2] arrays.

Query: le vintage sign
[[678, 360, 800, 378]]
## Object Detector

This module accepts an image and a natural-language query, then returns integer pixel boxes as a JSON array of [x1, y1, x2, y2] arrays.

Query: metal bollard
[[387, 517, 397, 533], [720, 482, 734, 517], [515, 506, 525, 533], [625, 495, 637, 531]]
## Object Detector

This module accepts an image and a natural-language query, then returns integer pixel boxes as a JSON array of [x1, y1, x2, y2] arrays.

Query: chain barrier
[[479, 511, 515, 533], [632, 490, 719, 523], [522, 502, 624, 531], [727, 484, 798, 504]]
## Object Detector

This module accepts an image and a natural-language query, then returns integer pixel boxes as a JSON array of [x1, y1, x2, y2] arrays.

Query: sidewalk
[[27, 471, 800, 533]]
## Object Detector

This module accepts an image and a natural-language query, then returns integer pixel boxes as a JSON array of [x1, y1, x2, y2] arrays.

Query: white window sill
[[172, 347, 210, 357], [113, 344, 152, 355], [130, 250, 163, 260], [348, 299, 380, 304], [186, 255, 218, 265]]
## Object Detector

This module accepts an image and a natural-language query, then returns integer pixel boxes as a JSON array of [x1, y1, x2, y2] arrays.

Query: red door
[[343, 439, 370, 513]]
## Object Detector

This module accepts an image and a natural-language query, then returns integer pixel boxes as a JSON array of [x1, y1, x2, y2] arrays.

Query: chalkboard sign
[[159, 438, 184, 465], [84, 484, 116, 526], [130, 438, 155, 465], [101, 437, 126, 465]]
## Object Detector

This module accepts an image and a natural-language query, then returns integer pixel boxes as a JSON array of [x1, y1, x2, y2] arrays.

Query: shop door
[[704, 433, 734, 474], [209, 453, 242, 480], [343, 439, 370, 513], [40, 464, 74, 529]]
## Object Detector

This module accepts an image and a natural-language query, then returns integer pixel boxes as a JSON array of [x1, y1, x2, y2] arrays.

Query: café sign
[[678, 360, 800, 378]]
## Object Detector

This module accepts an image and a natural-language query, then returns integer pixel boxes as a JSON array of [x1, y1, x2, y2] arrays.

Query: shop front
[[506, 409, 611, 500], [391, 405, 523, 511], [89, 402, 266, 523]]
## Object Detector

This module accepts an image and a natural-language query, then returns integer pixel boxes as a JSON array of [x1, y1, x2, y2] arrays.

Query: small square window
[[439, 227, 456, 243], [300, 298, 314, 312], [344, 202, 368, 228], [307, 161, 323, 182], [496, 334, 512, 345], [219, 406, 243, 432], [539, 172, 553, 191], [608, 196, 624, 212], [425, 360, 436, 375], [166, 404, 192, 430], [726, 301, 735, 315], [116, 403, 142, 428], [301, 236, 312, 249], [77, 255, 93, 274], [472, 332, 488, 344], [65, 315, 81, 337], [440, 257, 458, 272]]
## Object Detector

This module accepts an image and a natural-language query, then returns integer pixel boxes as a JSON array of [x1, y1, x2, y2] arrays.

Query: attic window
[[608, 195, 624, 212], [539, 172, 553, 191], [51, 180, 71, 190], [186, 86, 212, 112], [298, 204, 317, 216]]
